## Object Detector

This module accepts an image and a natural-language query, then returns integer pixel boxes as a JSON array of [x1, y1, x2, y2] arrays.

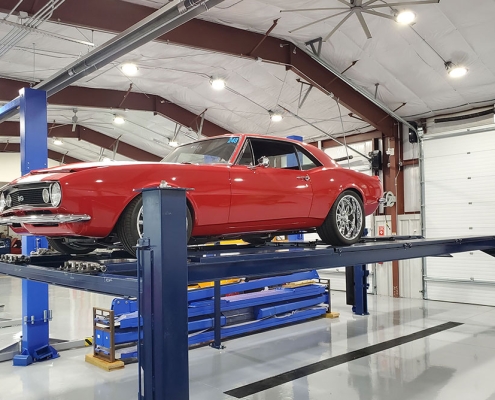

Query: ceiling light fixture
[[121, 63, 139, 76], [210, 77, 226, 91], [169, 140, 179, 147], [113, 115, 126, 125], [269, 111, 283, 122], [445, 61, 468, 78], [396, 10, 416, 25], [53, 138, 63, 146]]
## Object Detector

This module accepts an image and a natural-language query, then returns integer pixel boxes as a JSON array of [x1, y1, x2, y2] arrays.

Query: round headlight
[[5, 194, 11, 208], [42, 188, 50, 204], [0, 192, 5, 212], [50, 182, 62, 207]]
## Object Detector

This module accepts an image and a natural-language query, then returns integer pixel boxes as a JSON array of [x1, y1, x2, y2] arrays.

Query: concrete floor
[[1, 275, 495, 400]]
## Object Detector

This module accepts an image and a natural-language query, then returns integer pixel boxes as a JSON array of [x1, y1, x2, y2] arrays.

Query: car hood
[[30, 161, 160, 175]]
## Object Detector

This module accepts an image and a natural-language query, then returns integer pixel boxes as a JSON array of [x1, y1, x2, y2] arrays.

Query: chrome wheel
[[137, 206, 144, 238], [336, 194, 363, 241]]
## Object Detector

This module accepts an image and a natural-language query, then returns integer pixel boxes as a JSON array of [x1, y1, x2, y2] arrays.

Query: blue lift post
[[138, 187, 189, 400], [0, 88, 57, 366]]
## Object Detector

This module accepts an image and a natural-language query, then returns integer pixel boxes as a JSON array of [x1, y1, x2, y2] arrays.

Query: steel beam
[[1, 237, 495, 294], [0, 0, 396, 136], [0, 77, 230, 137], [0, 121, 161, 161]]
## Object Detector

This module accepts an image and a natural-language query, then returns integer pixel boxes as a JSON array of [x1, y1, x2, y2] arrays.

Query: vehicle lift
[[2, 89, 495, 399]]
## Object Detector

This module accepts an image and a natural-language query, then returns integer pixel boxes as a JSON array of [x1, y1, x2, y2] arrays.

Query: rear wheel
[[116, 194, 192, 257], [47, 238, 94, 255], [317, 190, 364, 246]]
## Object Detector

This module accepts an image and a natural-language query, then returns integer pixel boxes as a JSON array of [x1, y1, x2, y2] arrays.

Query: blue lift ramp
[[94, 271, 330, 359]]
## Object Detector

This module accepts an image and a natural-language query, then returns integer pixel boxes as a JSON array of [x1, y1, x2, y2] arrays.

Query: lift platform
[[0, 235, 494, 296]]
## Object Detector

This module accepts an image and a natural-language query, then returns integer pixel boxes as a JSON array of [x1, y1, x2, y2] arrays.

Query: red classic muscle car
[[0, 134, 382, 256]]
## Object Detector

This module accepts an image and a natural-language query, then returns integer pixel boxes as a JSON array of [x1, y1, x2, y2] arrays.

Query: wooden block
[[325, 312, 340, 319], [282, 280, 316, 288], [85, 354, 124, 371]]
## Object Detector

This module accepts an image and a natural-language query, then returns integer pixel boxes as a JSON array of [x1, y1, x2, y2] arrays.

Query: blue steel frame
[[138, 187, 189, 400], [0, 88, 58, 366]]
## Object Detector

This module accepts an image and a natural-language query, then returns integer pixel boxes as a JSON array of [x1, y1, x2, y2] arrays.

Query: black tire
[[47, 238, 94, 255], [116, 194, 193, 257], [317, 190, 365, 246]]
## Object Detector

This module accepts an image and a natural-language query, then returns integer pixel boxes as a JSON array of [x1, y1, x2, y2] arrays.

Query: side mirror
[[258, 156, 270, 168]]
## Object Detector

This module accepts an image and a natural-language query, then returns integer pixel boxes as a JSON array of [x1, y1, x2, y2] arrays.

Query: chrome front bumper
[[0, 214, 91, 225]]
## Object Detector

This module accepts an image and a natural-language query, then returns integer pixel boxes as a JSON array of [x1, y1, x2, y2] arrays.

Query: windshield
[[162, 137, 240, 164]]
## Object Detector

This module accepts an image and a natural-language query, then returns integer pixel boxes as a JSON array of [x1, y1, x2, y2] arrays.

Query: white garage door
[[424, 128, 495, 306]]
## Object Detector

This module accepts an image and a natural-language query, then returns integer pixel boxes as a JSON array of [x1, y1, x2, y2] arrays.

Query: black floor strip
[[225, 321, 463, 398]]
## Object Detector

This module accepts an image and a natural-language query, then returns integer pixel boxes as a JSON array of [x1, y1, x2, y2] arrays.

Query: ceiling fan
[[281, 0, 440, 41], [55, 108, 115, 132]]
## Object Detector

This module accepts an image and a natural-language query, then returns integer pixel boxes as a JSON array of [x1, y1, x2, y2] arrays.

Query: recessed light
[[269, 111, 283, 122], [169, 141, 179, 147], [396, 10, 416, 25], [445, 62, 468, 78], [210, 78, 226, 91], [121, 63, 139, 76], [53, 138, 63, 145], [113, 115, 125, 125]]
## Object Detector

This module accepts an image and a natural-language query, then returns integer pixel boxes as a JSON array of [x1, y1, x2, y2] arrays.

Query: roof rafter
[[0, 121, 161, 161], [0, 0, 396, 136], [0, 77, 230, 137]]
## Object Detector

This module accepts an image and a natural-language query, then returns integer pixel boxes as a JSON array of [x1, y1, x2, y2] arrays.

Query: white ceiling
[[1, 0, 494, 162]]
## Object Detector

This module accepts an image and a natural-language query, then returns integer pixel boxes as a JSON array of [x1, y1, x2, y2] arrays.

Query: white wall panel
[[324, 141, 372, 173], [423, 127, 495, 306], [0, 153, 57, 182], [398, 215, 423, 299], [404, 165, 420, 213], [374, 215, 393, 297]]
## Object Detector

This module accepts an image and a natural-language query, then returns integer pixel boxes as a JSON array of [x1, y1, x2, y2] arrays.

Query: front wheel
[[317, 190, 364, 246], [116, 195, 192, 257]]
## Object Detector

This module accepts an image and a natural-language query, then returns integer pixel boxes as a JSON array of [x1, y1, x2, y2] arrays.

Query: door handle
[[297, 175, 310, 181]]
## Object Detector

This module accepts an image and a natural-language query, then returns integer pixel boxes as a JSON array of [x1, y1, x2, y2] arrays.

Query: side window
[[295, 146, 321, 170], [250, 139, 300, 170], [237, 139, 254, 166]]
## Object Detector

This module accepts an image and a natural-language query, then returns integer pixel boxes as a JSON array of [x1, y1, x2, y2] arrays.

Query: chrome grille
[[2, 183, 52, 211]]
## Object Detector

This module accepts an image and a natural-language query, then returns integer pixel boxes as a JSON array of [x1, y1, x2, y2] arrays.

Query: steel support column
[[139, 187, 189, 400], [13, 88, 58, 366], [352, 264, 369, 316]]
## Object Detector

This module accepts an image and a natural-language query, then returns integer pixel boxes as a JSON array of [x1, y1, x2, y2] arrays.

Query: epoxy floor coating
[[1, 275, 495, 400]]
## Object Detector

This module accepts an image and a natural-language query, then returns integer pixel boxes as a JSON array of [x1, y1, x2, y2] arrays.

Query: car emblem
[[18, 195, 24, 202]]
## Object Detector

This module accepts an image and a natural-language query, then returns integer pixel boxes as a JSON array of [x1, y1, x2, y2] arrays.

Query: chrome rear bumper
[[0, 214, 91, 225]]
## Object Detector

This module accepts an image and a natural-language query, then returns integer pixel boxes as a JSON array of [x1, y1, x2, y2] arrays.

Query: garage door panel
[[424, 128, 495, 306], [427, 252, 495, 281], [425, 177, 495, 205], [424, 152, 495, 179], [424, 131, 495, 158], [427, 281, 495, 307], [425, 205, 495, 230]]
